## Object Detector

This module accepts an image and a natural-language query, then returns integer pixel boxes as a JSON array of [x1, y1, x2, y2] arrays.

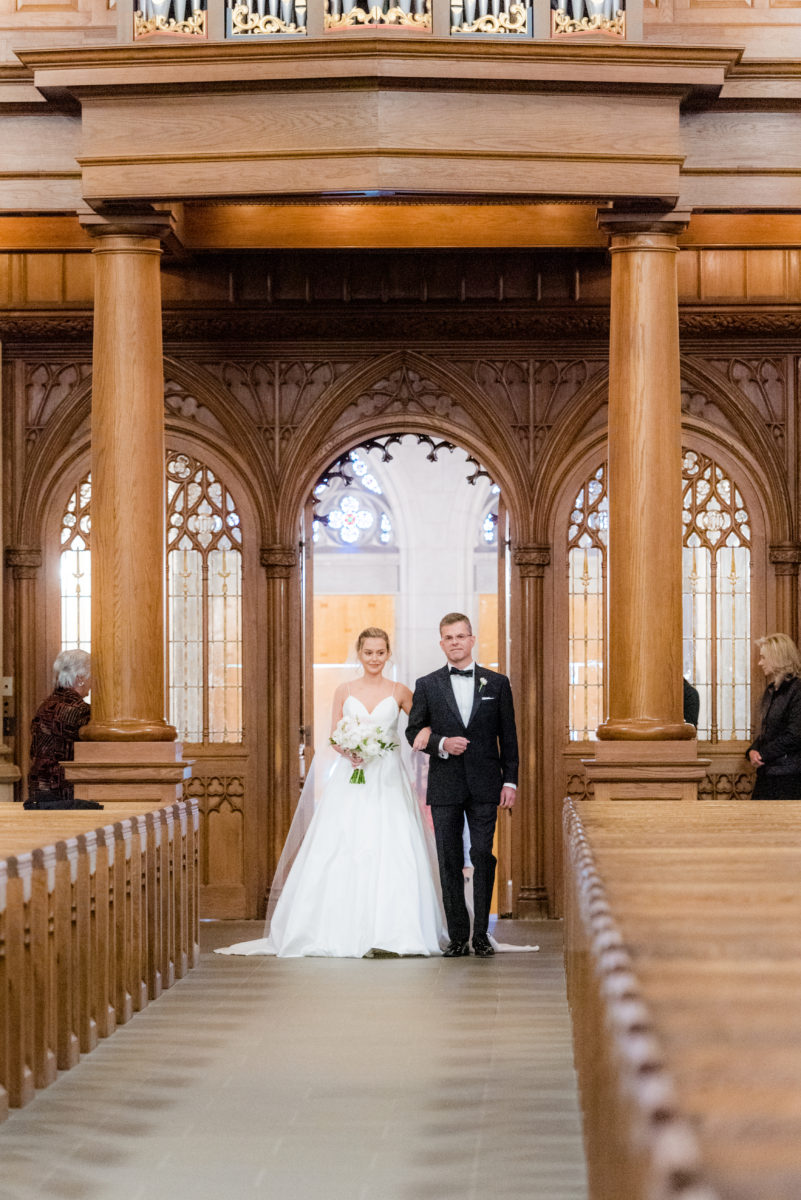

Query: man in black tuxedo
[[406, 612, 518, 958]]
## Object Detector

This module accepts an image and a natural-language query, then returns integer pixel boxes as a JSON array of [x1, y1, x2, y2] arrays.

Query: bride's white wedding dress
[[216, 694, 448, 959]]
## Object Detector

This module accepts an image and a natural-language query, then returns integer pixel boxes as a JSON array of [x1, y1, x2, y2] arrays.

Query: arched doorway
[[301, 433, 515, 917]]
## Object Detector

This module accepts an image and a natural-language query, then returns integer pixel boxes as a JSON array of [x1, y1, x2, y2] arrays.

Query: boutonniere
[[479, 677, 488, 693]]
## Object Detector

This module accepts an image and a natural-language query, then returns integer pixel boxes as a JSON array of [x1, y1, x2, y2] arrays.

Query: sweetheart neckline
[[347, 694, 399, 718]]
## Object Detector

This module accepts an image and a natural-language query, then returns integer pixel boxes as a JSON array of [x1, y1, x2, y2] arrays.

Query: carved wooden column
[[66, 220, 189, 804], [512, 545, 550, 917], [5, 547, 39, 799], [770, 543, 801, 644], [585, 212, 707, 801], [261, 544, 299, 909]]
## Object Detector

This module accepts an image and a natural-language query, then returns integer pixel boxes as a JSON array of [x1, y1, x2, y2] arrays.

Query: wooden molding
[[5, 546, 42, 578], [769, 542, 801, 573], [4, 305, 801, 346], [260, 545, 297, 577], [514, 545, 551, 577], [17, 40, 742, 91]]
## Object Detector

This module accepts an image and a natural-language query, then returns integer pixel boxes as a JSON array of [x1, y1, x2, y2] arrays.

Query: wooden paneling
[[181, 203, 608, 251], [0, 218, 92, 252], [698, 248, 747, 302], [478, 593, 498, 668], [10, 41, 746, 211], [75, 87, 683, 204], [63, 251, 94, 301], [314, 594, 395, 664], [4, 212, 801, 256]]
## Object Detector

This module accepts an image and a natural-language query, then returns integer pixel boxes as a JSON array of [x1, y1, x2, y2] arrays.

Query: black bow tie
[[449, 667, 474, 678]]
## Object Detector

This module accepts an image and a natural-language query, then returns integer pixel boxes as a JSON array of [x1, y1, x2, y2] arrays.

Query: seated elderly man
[[25, 648, 101, 810]]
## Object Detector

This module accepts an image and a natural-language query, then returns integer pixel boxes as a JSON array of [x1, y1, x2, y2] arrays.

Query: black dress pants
[[431, 801, 498, 941]]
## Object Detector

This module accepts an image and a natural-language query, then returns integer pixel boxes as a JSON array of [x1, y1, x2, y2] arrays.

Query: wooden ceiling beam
[[1, 208, 801, 252]]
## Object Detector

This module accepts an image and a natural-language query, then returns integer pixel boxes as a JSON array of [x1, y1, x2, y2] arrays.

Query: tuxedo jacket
[[406, 665, 518, 806]]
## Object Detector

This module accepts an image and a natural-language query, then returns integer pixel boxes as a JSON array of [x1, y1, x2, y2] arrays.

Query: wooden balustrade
[[0, 799, 199, 1123], [563, 799, 801, 1200]]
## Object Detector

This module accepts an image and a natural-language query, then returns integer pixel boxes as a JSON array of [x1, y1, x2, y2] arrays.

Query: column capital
[[261, 545, 298, 578], [596, 209, 691, 241], [79, 206, 177, 246], [514, 545, 550, 578], [6, 546, 42, 579], [769, 542, 801, 574]]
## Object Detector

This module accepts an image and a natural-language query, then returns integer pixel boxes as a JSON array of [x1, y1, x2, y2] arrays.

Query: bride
[[216, 627, 448, 958]]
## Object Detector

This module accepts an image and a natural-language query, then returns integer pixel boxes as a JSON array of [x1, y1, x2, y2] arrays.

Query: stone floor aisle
[[0, 921, 587, 1200]]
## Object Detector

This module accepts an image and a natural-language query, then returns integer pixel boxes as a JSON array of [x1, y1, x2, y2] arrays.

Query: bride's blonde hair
[[356, 627, 391, 655]]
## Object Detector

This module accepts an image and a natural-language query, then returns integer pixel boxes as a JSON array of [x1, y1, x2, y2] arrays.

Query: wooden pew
[[4, 853, 35, 1110], [0, 799, 199, 1124], [563, 799, 801, 1200], [0, 858, 9, 1121]]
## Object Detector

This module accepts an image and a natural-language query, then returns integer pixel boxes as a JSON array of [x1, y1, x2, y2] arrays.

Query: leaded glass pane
[[568, 545, 604, 741], [166, 451, 244, 743], [716, 544, 751, 739], [59, 453, 244, 745], [314, 454, 394, 550], [567, 465, 608, 740], [60, 472, 92, 652], [682, 541, 712, 738], [207, 546, 243, 742], [681, 449, 751, 742], [567, 454, 751, 745], [168, 547, 204, 743]]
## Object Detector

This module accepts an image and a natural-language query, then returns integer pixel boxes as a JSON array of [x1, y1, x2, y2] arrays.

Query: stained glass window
[[567, 467, 608, 741], [682, 450, 751, 740], [478, 484, 502, 548], [567, 454, 751, 742], [313, 451, 394, 549], [59, 452, 244, 744], [60, 472, 92, 654], [166, 452, 243, 743]]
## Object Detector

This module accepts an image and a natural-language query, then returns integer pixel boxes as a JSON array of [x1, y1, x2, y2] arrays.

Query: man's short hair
[[439, 612, 473, 635]]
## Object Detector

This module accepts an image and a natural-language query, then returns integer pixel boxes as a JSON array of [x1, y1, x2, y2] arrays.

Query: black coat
[[406, 665, 518, 806], [747, 674, 801, 776]]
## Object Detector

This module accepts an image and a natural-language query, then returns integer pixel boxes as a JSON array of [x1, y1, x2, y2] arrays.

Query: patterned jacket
[[28, 687, 90, 803]]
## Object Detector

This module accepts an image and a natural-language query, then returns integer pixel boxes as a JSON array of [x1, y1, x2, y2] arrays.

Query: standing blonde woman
[[747, 633, 801, 799], [217, 627, 447, 958]]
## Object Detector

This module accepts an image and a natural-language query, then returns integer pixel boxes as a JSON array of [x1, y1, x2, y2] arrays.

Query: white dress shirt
[[449, 663, 475, 726]]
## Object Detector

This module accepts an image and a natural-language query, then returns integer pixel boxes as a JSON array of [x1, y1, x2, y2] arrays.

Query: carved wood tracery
[[5, 337, 801, 916]]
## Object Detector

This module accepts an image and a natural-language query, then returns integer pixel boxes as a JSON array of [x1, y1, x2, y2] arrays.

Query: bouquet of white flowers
[[329, 714, 399, 784]]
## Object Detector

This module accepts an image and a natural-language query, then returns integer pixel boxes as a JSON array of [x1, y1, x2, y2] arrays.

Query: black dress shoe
[[442, 939, 470, 957], [472, 934, 495, 957]]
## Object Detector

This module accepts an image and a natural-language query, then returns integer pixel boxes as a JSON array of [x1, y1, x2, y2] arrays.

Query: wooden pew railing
[[0, 799, 199, 1122], [563, 799, 801, 1200]]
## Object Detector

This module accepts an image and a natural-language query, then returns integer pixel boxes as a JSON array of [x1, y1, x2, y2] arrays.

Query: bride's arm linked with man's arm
[[406, 676, 439, 754]]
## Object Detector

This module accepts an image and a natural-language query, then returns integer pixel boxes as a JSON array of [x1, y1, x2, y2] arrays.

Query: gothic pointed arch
[[15, 358, 277, 553], [531, 366, 610, 542], [162, 356, 277, 540], [531, 353, 793, 550], [16, 367, 93, 548], [678, 357, 792, 544], [275, 349, 530, 543]]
